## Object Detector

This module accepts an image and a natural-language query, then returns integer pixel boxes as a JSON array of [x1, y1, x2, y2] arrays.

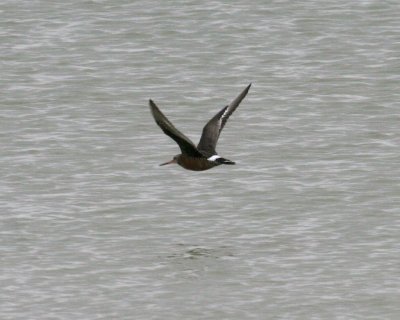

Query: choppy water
[[1, 1, 400, 319]]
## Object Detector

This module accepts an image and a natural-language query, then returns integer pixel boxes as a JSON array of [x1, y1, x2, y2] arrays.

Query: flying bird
[[149, 83, 251, 171]]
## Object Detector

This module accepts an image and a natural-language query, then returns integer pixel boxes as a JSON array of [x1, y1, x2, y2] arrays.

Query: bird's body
[[176, 155, 217, 171], [149, 84, 251, 171]]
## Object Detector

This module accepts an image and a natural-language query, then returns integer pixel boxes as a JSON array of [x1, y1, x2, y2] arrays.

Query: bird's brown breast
[[177, 155, 217, 171]]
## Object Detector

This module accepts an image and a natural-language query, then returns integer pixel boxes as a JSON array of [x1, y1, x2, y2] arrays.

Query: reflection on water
[[166, 244, 235, 260]]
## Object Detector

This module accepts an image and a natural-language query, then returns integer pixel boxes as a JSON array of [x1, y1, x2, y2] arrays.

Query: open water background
[[1, 1, 400, 319]]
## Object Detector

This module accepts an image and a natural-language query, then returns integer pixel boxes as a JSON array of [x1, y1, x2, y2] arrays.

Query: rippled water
[[1, 1, 400, 319]]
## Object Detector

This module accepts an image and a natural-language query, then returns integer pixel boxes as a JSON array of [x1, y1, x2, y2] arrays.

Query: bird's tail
[[216, 157, 235, 165]]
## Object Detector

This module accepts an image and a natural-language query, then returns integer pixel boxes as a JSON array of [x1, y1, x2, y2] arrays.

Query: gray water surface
[[1, 1, 400, 319]]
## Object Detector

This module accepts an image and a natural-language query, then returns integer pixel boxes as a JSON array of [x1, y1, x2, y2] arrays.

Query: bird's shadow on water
[[160, 244, 236, 280], [165, 243, 235, 261]]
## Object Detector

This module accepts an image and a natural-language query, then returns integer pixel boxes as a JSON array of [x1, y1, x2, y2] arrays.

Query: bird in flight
[[149, 83, 251, 171]]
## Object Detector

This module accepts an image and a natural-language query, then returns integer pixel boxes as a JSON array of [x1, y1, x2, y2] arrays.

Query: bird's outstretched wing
[[149, 99, 203, 157], [197, 83, 251, 155]]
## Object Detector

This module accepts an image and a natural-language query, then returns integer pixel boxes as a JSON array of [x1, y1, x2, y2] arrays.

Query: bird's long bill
[[159, 158, 177, 166]]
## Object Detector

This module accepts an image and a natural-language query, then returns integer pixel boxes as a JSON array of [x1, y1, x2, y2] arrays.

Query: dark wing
[[149, 99, 203, 157], [197, 83, 251, 155]]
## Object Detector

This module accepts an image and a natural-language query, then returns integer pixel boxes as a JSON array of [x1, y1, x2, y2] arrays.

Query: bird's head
[[159, 154, 180, 166]]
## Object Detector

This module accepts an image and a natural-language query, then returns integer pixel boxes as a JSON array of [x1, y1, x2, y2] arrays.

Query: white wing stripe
[[207, 155, 221, 161]]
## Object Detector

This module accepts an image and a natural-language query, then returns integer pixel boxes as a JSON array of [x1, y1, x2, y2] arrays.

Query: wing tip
[[245, 83, 252, 93], [149, 99, 160, 115]]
